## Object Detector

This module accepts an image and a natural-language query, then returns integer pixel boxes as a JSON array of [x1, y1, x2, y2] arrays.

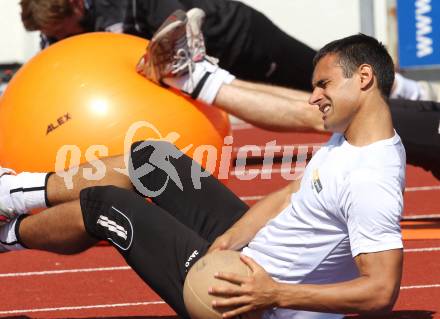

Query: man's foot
[[186, 8, 218, 64], [139, 8, 234, 104], [0, 168, 48, 226], [136, 9, 189, 83]]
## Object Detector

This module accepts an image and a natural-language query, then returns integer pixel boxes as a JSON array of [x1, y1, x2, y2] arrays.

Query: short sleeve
[[340, 170, 404, 257]]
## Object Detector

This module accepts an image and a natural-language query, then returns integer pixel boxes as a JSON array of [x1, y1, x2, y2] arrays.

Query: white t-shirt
[[242, 133, 406, 319]]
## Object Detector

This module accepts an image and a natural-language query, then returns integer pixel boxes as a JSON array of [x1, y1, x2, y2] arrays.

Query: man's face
[[42, 1, 85, 41], [309, 54, 361, 133]]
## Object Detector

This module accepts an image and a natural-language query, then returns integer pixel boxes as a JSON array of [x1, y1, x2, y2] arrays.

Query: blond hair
[[20, 0, 75, 31]]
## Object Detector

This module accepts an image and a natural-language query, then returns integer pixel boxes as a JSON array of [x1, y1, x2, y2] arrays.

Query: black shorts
[[80, 141, 248, 317]]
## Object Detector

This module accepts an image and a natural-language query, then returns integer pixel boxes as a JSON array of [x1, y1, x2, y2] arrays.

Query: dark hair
[[20, 0, 74, 31], [313, 33, 395, 97]]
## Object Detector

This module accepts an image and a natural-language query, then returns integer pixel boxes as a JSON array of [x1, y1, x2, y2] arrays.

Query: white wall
[[2, 0, 438, 91], [0, 0, 40, 64], [1, 0, 367, 64], [4, 1, 437, 93], [239, 0, 362, 50], [0, 0, 413, 72], [0, 0, 402, 64]]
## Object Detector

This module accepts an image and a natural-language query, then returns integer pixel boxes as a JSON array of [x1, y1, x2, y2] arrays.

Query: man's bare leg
[[19, 200, 96, 254], [230, 79, 311, 101], [17, 156, 142, 254], [47, 155, 133, 206], [138, 12, 325, 134], [214, 80, 324, 132], [0, 155, 133, 252], [7, 154, 148, 254]]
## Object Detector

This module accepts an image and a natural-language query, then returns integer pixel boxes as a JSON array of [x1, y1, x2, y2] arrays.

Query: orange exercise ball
[[0, 33, 230, 174]]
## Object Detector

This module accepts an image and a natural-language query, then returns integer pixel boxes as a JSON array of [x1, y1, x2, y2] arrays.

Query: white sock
[[391, 73, 426, 100], [0, 217, 26, 251], [2, 172, 50, 215], [163, 60, 235, 105]]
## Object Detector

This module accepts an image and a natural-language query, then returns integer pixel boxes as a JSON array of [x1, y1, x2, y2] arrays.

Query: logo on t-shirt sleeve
[[312, 169, 323, 194]]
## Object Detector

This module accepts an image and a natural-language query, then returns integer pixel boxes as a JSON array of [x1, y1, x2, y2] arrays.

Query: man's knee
[[130, 140, 177, 167], [129, 140, 183, 196], [80, 185, 141, 251]]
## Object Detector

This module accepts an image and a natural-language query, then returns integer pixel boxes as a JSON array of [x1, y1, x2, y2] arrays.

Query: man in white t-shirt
[[0, 28, 404, 319], [199, 34, 405, 318]]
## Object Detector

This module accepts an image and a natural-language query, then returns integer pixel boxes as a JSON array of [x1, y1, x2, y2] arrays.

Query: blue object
[[397, 0, 440, 68]]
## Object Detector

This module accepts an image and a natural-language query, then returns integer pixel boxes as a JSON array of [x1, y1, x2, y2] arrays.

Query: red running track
[[0, 125, 439, 319]]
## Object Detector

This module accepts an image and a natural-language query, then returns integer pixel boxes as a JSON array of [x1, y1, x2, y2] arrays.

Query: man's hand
[[208, 254, 278, 318], [207, 227, 252, 254], [208, 179, 301, 256], [208, 232, 235, 254]]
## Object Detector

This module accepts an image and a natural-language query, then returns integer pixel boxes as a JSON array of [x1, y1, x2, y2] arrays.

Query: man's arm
[[208, 178, 301, 253], [211, 171, 404, 316], [214, 80, 325, 132], [210, 249, 403, 316], [275, 249, 403, 313]]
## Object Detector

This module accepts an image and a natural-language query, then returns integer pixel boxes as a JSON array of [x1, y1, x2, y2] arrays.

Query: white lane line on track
[[240, 195, 265, 201], [2, 247, 440, 279], [231, 123, 253, 130], [233, 144, 323, 153], [0, 301, 165, 315], [0, 266, 130, 278], [404, 247, 440, 253], [1, 285, 440, 315], [239, 196, 440, 220], [401, 284, 440, 290], [239, 186, 440, 201], [406, 185, 440, 192], [231, 167, 306, 176], [403, 213, 440, 220]]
